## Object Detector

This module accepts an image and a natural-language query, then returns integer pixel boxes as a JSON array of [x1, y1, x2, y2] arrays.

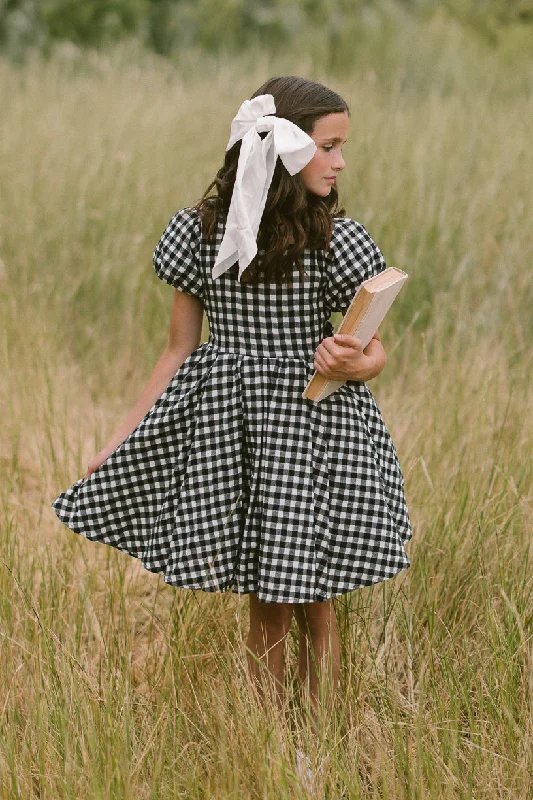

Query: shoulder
[[327, 215, 387, 284], [162, 206, 202, 238], [330, 216, 379, 258], [154, 206, 203, 256], [154, 206, 204, 260]]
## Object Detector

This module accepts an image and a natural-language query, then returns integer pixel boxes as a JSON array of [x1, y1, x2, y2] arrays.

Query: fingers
[[314, 342, 346, 379], [333, 334, 363, 350], [313, 349, 327, 376], [314, 353, 350, 380], [314, 335, 366, 379], [319, 334, 363, 354], [315, 336, 361, 363], [314, 338, 340, 377]]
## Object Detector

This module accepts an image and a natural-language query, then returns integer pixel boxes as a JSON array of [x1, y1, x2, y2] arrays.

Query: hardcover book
[[303, 267, 408, 403]]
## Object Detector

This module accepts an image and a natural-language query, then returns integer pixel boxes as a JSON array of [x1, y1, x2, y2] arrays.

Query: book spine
[[302, 289, 373, 402]]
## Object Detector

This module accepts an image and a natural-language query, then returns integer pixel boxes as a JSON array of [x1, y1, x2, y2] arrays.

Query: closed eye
[[322, 144, 345, 153]]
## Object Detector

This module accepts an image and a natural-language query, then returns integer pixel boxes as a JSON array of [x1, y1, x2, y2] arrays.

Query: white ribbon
[[212, 94, 317, 281]]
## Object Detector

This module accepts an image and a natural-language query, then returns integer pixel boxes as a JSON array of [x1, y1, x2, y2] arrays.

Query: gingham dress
[[51, 207, 412, 604]]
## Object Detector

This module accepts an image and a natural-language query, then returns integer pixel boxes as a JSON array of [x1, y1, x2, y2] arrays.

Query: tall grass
[[1, 20, 532, 799]]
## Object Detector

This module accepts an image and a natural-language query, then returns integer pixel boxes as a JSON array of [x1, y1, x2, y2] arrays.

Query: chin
[[307, 185, 332, 198]]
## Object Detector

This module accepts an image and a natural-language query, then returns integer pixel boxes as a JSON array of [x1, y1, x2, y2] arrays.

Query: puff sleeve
[[324, 217, 387, 313], [152, 207, 205, 301]]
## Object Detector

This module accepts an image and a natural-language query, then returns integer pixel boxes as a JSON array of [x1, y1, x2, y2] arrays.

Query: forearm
[[103, 345, 196, 453]]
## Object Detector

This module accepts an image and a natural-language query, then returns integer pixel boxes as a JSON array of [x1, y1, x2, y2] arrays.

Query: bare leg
[[246, 593, 294, 711], [293, 600, 341, 731]]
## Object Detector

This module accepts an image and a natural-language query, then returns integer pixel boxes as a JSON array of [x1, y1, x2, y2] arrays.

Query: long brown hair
[[194, 76, 349, 285]]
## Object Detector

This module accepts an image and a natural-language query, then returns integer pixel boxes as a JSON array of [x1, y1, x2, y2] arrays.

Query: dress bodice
[[152, 207, 388, 363]]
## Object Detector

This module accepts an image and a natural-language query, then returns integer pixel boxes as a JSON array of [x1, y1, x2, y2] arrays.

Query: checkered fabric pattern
[[51, 208, 412, 603]]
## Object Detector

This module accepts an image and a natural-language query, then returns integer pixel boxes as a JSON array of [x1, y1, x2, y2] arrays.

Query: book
[[302, 267, 408, 403]]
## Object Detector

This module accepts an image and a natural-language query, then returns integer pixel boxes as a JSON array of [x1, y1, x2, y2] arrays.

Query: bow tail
[[213, 131, 276, 281]]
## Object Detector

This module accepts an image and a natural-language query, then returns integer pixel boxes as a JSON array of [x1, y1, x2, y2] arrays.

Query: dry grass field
[[1, 23, 532, 798]]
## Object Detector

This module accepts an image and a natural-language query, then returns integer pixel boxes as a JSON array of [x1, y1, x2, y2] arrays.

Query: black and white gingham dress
[[51, 207, 412, 603]]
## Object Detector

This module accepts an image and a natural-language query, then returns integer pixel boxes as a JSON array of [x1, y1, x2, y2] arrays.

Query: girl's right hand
[[83, 448, 113, 481]]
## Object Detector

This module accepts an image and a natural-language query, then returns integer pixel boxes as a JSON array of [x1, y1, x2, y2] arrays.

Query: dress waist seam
[[203, 341, 314, 363]]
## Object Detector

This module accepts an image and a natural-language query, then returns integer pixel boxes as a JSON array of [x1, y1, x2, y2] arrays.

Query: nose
[[333, 150, 345, 171]]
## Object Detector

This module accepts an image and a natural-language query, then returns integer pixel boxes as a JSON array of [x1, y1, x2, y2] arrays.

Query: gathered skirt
[[51, 341, 412, 603]]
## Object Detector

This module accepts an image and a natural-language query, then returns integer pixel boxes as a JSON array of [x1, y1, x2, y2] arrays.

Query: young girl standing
[[52, 75, 412, 736]]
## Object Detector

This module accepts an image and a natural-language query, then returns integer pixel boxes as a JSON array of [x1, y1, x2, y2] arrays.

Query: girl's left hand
[[313, 330, 387, 382]]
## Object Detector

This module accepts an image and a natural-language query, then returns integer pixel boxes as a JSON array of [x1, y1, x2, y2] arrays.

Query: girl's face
[[299, 111, 348, 197]]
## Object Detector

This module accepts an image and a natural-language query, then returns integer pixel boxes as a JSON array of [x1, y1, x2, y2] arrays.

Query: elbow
[[162, 341, 199, 365], [378, 344, 387, 375], [369, 343, 387, 381]]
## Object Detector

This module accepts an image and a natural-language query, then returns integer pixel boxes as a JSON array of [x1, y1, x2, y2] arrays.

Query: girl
[[51, 75, 412, 736]]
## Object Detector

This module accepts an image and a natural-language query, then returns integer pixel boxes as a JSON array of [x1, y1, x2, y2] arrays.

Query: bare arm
[[83, 290, 204, 478]]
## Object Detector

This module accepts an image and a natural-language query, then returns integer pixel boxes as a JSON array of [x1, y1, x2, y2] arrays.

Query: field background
[[1, 4, 532, 798]]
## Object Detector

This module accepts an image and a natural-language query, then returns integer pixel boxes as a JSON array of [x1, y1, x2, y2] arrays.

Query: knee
[[249, 597, 293, 641], [295, 601, 335, 638]]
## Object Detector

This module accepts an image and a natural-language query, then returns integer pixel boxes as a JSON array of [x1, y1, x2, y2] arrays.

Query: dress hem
[[161, 562, 411, 604], [54, 513, 411, 604]]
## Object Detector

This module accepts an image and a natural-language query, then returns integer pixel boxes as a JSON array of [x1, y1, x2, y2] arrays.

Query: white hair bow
[[211, 94, 317, 281]]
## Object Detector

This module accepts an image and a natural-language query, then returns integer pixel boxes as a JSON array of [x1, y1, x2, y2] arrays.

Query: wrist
[[352, 352, 384, 382]]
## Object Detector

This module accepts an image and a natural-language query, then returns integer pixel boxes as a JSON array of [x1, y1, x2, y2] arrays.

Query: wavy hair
[[193, 76, 349, 285]]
